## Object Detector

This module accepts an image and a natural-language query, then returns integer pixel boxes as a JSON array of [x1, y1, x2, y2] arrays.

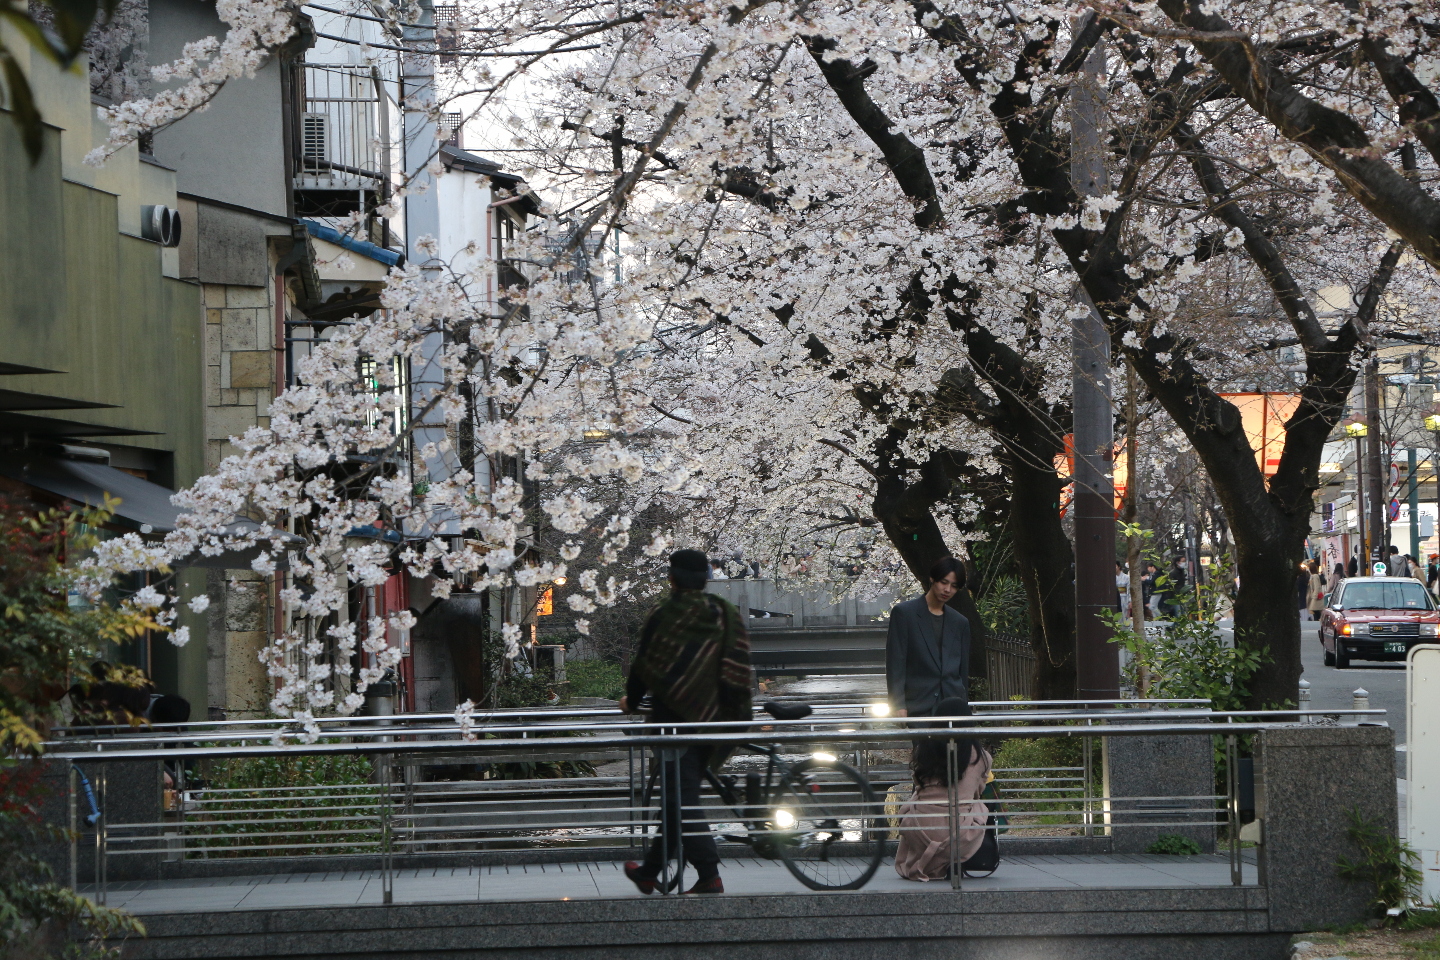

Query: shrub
[[1147, 834, 1202, 856], [1336, 807, 1423, 913], [189, 750, 380, 858], [991, 736, 1096, 829], [566, 659, 625, 701]]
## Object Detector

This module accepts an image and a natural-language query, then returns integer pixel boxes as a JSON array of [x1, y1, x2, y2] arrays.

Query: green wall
[[2, 114, 208, 708]]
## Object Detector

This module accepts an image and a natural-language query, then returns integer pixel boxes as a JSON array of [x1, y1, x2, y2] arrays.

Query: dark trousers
[[644, 745, 720, 881]]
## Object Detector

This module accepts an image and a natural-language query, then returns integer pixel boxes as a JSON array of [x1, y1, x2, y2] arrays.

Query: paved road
[[1298, 620, 1407, 747]]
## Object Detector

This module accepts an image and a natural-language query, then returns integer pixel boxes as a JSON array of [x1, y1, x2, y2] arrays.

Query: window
[[1337, 581, 1434, 611], [434, 4, 460, 64], [439, 112, 463, 148]]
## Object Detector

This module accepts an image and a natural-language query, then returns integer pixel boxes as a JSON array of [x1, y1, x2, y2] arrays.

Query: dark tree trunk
[[1007, 456, 1077, 700], [1231, 524, 1306, 708]]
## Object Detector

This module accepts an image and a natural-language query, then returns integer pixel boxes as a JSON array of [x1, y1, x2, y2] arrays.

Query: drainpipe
[[403, 0, 458, 532]]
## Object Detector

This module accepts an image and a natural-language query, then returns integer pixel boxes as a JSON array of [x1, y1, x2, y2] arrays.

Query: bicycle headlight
[[812, 752, 837, 762], [870, 702, 891, 717], [774, 809, 796, 828]]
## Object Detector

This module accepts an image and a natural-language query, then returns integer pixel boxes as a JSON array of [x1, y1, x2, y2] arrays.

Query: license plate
[[1384, 642, 1407, 654]]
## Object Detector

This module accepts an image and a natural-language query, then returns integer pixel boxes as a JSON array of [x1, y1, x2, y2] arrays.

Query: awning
[[0, 454, 181, 532], [0, 454, 298, 570]]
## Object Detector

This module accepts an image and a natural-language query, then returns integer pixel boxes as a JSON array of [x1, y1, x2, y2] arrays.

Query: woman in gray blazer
[[886, 557, 971, 717]]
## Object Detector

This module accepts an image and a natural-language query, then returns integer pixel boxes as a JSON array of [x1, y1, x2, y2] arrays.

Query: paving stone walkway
[[85, 853, 1259, 914]]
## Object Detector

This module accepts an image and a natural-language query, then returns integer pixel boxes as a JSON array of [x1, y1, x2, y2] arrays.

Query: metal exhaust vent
[[141, 205, 181, 247]]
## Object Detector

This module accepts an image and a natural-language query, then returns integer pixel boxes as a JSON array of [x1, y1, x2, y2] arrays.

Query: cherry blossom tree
[[73, 0, 1440, 714]]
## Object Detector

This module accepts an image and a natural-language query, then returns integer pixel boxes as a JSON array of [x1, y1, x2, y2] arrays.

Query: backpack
[[961, 816, 1000, 876], [962, 779, 1005, 877]]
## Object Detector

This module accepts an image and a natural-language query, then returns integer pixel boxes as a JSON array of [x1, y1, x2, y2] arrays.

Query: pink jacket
[[894, 748, 993, 881]]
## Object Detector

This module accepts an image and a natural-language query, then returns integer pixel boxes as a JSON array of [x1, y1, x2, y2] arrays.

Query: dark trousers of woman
[[643, 745, 720, 881]]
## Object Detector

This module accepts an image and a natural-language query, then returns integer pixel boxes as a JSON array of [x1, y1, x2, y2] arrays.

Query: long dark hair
[[911, 737, 979, 788], [911, 698, 979, 788]]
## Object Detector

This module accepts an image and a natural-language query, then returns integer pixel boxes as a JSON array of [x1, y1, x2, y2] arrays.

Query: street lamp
[[1345, 422, 1369, 571]]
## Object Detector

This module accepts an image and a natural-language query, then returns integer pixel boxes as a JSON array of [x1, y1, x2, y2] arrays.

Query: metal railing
[[294, 63, 385, 188], [47, 701, 1387, 903], [984, 632, 1038, 700]]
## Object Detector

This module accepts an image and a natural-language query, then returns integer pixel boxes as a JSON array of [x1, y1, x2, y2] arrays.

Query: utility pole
[[1410, 448, 1422, 563], [1069, 26, 1119, 701], [1123, 362, 1147, 695], [1366, 358, 1386, 570], [1350, 424, 1367, 568]]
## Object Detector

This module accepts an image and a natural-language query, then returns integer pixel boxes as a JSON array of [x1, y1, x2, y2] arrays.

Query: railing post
[[1352, 688, 1369, 712], [1227, 731, 1241, 886], [947, 737, 961, 891], [627, 744, 637, 850], [381, 753, 393, 905], [1298, 678, 1311, 722], [658, 743, 681, 895], [1082, 719, 1094, 837], [97, 766, 107, 907], [68, 764, 77, 893]]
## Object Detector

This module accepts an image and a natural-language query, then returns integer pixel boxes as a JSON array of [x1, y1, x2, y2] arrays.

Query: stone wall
[[1256, 723, 1397, 933], [1105, 725, 1217, 854], [202, 280, 274, 472], [199, 267, 279, 718]]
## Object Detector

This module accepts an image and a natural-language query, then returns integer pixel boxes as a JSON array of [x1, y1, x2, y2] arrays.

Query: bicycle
[[635, 700, 884, 892]]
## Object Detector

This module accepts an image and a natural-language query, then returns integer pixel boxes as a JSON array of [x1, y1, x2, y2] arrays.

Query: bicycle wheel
[[769, 757, 883, 890], [639, 764, 684, 893]]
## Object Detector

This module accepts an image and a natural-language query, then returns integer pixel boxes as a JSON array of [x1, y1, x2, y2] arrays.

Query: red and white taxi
[[1319, 576, 1439, 668]]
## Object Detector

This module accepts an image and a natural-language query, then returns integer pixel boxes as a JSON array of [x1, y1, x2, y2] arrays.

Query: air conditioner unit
[[301, 112, 329, 163]]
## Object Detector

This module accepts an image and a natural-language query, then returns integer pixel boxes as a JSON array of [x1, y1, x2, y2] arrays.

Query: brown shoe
[[624, 861, 657, 895], [684, 876, 724, 895]]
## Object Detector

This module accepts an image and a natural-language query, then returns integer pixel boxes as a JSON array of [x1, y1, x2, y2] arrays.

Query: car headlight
[[1422, 623, 1438, 638], [1340, 623, 1353, 636]]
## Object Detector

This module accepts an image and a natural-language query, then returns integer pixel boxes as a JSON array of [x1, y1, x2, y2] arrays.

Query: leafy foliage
[[0, 497, 158, 753], [1336, 807, 1423, 914], [0, 762, 142, 958], [0, 498, 149, 955], [1147, 834, 1202, 856], [1104, 551, 1264, 711], [189, 751, 380, 858], [564, 658, 625, 701], [975, 575, 1028, 638], [991, 735, 1096, 830]]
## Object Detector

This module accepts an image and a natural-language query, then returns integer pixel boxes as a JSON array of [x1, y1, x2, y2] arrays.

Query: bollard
[[1352, 688, 1369, 712], [1298, 678, 1311, 722]]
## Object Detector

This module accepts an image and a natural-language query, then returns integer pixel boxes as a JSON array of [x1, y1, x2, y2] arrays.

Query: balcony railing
[[294, 63, 386, 191]]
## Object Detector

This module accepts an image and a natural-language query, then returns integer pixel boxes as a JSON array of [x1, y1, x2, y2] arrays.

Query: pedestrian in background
[[885, 557, 971, 718], [1296, 561, 1310, 617], [1141, 562, 1158, 616], [1306, 561, 1326, 621]]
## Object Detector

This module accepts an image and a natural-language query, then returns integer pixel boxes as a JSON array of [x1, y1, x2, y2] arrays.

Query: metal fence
[[46, 700, 1384, 901], [294, 63, 386, 188], [985, 632, 1037, 700]]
